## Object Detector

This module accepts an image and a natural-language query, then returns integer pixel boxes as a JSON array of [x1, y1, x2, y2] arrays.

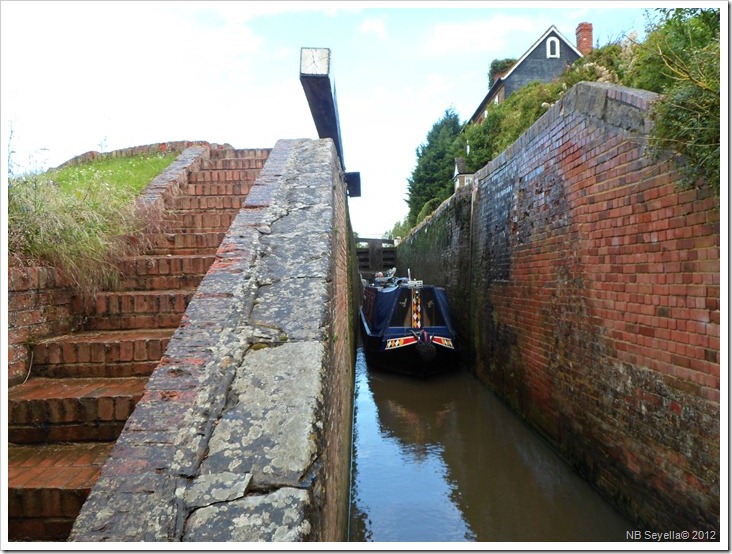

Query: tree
[[384, 216, 411, 241], [406, 108, 462, 226], [453, 106, 503, 174]]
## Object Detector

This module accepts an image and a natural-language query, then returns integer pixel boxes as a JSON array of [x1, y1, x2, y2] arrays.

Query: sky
[[0, 1, 681, 238]]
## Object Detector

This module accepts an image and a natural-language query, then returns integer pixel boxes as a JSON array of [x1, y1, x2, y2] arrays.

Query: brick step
[[149, 246, 220, 256], [201, 157, 267, 170], [163, 210, 238, 231], [8, 442, 114, 541], [73, 288, 196, 331], [119, 255, 216, 282], [183, 181, 253, 196], [117, 272, 206, 292], [8, 376, 147, 443], [207, 148, 270, 160], [31, 328, 174, 377], [76, 312, 185, 332], [188, 168, 261, 184], [167, 194, 246, 211], [73, 289, 195, 327], [147, 231, 226, 255]]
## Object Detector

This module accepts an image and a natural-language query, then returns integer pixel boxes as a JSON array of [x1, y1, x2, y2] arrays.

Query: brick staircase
[[7, 148, 269, 541]]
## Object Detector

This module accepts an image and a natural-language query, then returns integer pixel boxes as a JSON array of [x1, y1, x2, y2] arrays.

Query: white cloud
[[359, 17, 387, 39]]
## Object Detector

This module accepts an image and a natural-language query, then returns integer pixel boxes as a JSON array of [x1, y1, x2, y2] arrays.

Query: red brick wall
[[399, 82, 720, 532], [322, 144, 359, 540], [473, 83, 720, 532], [7, 267, 75, 386], [53, 140, 228, 170]]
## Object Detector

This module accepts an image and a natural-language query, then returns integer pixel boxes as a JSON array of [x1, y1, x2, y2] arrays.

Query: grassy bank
[[8, 152, 178, 294]]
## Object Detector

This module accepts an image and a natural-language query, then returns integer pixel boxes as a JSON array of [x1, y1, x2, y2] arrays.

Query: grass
[[52, 153, 178, 195], [8, 152, 179, 295]]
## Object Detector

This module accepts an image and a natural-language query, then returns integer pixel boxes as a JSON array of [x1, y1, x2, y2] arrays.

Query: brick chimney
[[576, 22, 593, 56]]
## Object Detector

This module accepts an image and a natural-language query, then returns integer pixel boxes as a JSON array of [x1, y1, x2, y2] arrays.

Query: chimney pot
[[576, 22, 593, 56]]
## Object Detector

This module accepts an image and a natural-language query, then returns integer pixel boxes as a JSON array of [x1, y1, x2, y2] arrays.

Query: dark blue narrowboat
[[359, 270, 458, 376]]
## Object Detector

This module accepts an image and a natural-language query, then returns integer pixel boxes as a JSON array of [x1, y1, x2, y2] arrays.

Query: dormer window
[[546, 37, 560, 58]]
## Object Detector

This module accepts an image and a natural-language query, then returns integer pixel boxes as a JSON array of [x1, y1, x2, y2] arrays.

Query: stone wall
[[397, 82, 720, 532], [7, 145, 211, 387], [70, 138, 357, 541]]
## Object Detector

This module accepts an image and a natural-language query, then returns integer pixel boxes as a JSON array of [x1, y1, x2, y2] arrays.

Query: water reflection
[[349, 347, 631, 542]]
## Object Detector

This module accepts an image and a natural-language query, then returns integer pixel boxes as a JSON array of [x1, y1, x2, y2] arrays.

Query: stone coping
[[70, 138, 351, 542]]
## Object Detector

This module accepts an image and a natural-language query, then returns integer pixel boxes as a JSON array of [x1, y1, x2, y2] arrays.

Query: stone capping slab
[[182, 472, 252, 509], [70, 138, 347, 542], [183, 487, 312, 542]]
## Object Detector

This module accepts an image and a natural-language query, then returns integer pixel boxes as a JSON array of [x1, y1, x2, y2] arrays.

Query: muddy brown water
[[348, 347, 632, 543]]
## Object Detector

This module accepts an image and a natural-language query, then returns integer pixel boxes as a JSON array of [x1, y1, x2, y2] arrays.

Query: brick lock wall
[[321, 145, 359, 541], [398, 82, 720, 532]]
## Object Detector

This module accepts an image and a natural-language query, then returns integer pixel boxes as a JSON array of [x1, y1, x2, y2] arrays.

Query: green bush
[[629, 8, 720, 193], [415, 197, 444, 225], [489, 58, 517, 87]]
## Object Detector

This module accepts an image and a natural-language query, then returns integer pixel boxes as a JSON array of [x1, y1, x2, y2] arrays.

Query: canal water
[[348, 347, 632, 543]]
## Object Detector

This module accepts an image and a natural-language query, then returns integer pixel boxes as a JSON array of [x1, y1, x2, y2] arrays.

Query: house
[[469, 23, 593, 125], [453, 157, 474, 191]]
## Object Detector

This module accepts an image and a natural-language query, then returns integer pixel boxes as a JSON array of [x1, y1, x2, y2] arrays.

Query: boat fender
[[415, 330, 436, 362]]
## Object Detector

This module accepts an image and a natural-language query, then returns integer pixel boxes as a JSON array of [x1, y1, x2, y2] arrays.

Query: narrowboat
[[359, 269, 458, 376]]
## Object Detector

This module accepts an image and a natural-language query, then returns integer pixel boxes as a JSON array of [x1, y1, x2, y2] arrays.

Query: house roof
[[468, 25, 583, 124]]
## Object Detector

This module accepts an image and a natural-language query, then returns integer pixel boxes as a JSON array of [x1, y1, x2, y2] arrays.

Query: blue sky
[[1, 1, 674, 236]]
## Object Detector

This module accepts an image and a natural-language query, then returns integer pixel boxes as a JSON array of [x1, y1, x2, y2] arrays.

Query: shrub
[[415, 197, 444, 225], [630, 9, 720, 193]]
